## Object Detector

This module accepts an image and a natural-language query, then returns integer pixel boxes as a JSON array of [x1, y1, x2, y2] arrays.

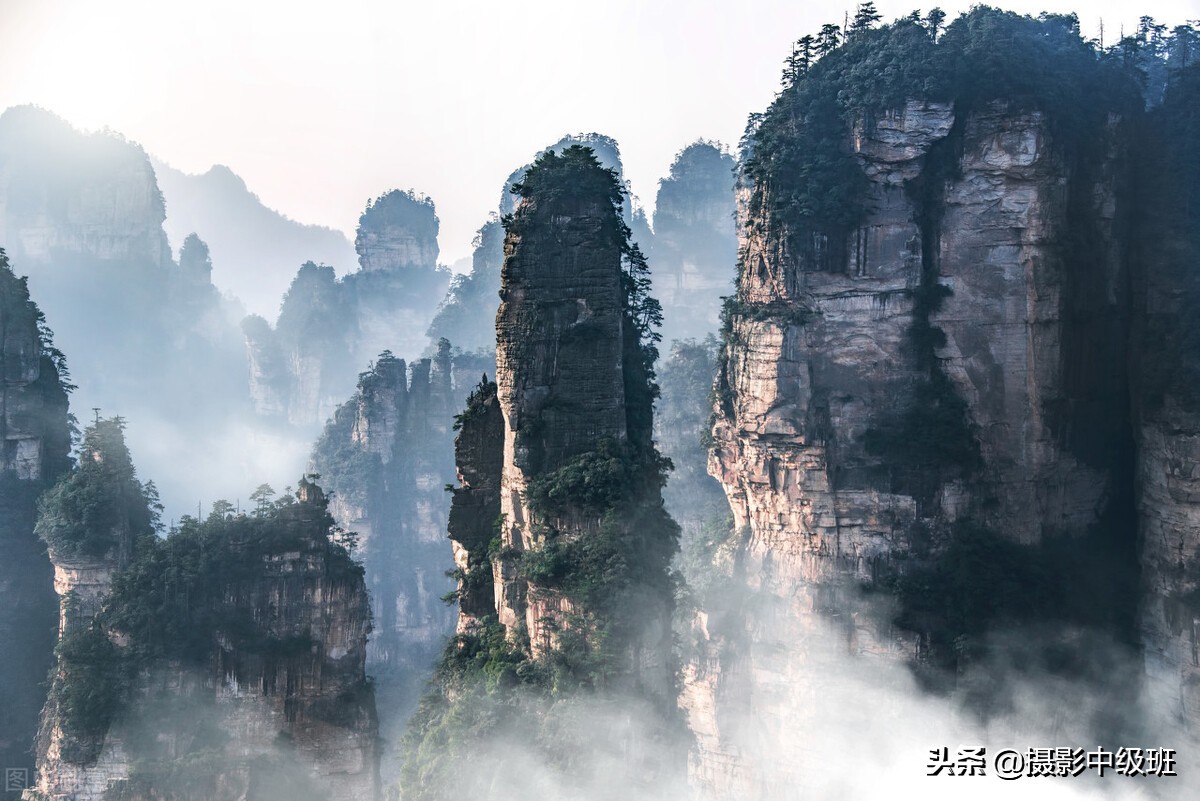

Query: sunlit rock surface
[[692, 97, 1136, 797]]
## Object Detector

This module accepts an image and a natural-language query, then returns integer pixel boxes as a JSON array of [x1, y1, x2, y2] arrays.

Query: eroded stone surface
[[691, 101, 1133, 798]]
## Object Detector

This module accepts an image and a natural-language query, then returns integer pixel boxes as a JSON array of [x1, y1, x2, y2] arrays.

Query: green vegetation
[[888, 521, 1056, 671], [402, 145, 680, 798], [357, 189, 438, 245], [36, 417, 159, 559], [104, 480, 361, 667], [0, 248, 75, 776], [50, 479, 362, 757], [720, 7, 1200, 694], [509, 145, 628, 227], [48, 613, 125, 763], [41, 420, 364, 762], [745, 7, 1167, 268], [740, 8, 1184, 504], [452, 373, 498, 432], [309, 356, 395, 510], [887, 516, 1142, 688], [526, 438, 646, 517], [508, 145, 677, 663]]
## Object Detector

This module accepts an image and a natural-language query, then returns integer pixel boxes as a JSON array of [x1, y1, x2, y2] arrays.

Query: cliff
[[28, 421, 378, 801], [1134, 62, 1200, 737], [0, 250, 73, 785], [402, 145, 682, 799], [427, 132, 649, 360], [354, 190, 439, 274], [693, 11, 1147, 796], [245, 192, 451, 427], [0, 106, 257, 520], [650, 142, 738, 342], [311, 343, 486, 782], [0, 107, 170, 269], [245, 262, 355, 428]]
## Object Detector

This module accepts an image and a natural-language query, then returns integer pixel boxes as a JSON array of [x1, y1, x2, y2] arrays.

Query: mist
[[1, 3, 1198, 801]]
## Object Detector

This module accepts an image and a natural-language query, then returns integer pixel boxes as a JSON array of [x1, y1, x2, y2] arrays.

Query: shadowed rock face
[[0, 253, 72, 785], [693, 93, 1139, 798], [491, 150, 632, 648], [1134, 67, 1200, 738], [310, 342, 494, 786], [404, 147, 682, 799]]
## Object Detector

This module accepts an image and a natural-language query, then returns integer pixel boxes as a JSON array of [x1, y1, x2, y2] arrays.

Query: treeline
[[779, 4, 1199, 94]]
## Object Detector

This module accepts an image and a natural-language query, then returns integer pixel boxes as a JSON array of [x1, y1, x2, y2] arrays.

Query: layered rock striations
[[0, 251, 73, 783], [403, 145, 681, 799], [693, 12, 1148, 797], [354, 191, 439, 274], [28, 420, 378, 801], [349, 191, 451, 363], [489, 152, 631, 648]]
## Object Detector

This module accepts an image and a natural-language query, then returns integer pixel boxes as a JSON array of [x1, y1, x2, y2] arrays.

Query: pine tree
[[796, 34, 815, 74], [925, 8, 946, 41], [815, 23, 842, 56], [850, 2, 882, 38]]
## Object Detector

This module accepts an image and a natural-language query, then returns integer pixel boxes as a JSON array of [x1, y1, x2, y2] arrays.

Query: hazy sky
[[2, 0, 1196, 267]]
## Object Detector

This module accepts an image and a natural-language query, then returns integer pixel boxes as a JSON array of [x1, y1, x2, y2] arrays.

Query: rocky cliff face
[[0, 106, 259, 521], [311, 344, 479, 784], [651, 142, 737, 342], [445, 377, 503, 632], [428, 132, 648, 361], [692, 14, 1145, 797], [402, 145, 682, 799], [0, 107, 171, 269], [355, 190, 439, 274], [28, 422, 378, 801], [1134, 64, 1200, 739], [714, 98, 1129, 569], [315, 346, 460, 664], [0, 251, 72, 785], [245, 192, 451, 428], [489, 156, 631, 649]]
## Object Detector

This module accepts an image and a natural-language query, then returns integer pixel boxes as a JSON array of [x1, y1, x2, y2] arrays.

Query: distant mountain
[[152, 158, 356, 319]]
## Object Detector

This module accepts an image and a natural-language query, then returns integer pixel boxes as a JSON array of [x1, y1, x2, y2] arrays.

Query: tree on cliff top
[[509, 144, 627, 224], [36, 417, 160, 560], [510, 146, 661, 359], [357, 188, 439, 242], [849, 2, 882, 38], [746, 7, 1147, 267], [403, 146, 682, 798]]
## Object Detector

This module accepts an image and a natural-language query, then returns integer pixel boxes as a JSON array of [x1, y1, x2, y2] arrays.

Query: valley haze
[[0, 3, 1198, 801]]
